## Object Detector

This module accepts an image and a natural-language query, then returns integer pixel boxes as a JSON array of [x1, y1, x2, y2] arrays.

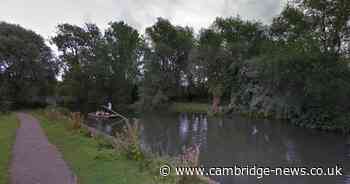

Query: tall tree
[[280, 0, 350, 55], [96, 21, 143, 107], [145, 18, 194, 99], [214, 17, 268, 61], [0, 22, 58, 107], [192, 17, 268, 113], [52, 23, 102, 109], [195, 29, 233, 113], [139, 18, 194, 109], [53, 22, 142, 110]]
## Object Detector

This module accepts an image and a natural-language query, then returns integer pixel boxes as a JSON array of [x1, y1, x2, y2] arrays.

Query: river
[[87, 112, 350, 184]]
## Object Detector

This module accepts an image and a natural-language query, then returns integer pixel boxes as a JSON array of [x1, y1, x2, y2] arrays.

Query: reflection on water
[[87, 112, 350, 184], [179, 114, 189, 144], [139, 113, 350, 184]]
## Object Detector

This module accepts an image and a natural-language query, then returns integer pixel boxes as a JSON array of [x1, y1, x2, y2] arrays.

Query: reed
[[113, 119, 144, 161], [70, 112, 83, 130], [177, 144, 200, 167]]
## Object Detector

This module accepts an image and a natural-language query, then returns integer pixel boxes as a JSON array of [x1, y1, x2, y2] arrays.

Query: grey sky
[[0, 0, 287, 40]]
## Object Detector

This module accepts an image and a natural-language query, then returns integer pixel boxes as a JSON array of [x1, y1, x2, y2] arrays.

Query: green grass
[[0, 113, 19, 184], [32, 110, 211, 184], [32, 111, 155, 184], [169, 103, 210, 113], [33, 112, 159, 184]]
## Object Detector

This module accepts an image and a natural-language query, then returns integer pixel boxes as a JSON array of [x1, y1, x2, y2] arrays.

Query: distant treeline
[[1, 0, 350, 131]]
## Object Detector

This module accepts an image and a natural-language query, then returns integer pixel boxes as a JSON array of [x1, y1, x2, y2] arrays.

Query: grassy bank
[[32, 110, 208, 184], [0, 113, 19, 184], [169, 102, 210, 113], [32, 111, 155, 184]]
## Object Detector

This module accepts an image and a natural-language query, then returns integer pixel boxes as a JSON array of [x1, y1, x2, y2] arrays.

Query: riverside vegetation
[[0, 113, 19, 184], [1, 0, 350, 132], [33, 107, 211, 184]]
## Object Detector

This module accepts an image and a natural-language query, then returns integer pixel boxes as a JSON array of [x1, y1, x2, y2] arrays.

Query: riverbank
[[0, 113, 19, 184], [169, 102, 210, 113], [32, 111, 157, 184], [32, 110, 209, 184]]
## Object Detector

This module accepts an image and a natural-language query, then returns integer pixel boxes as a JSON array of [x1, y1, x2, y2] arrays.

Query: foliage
[[32, 111, 156, 184], [95, 22, 143, 107], [190, 17, 268, 114], [254, 0, 350, 130], [175, 145, 203, 184], [70, 112, 83, 130], [0, 22, 58, 107], [52, 22, 142, 111], [114, 119, 144, 161], [0, 101, 12, 114], [0, 113, 19, 184], [139, 18, 195, 109], [298, 0, 350, 55], [225, 0, 350, 131], [52, 23, 102, 109], [2, 0, 350, 132], [44, 105, 71, 120], [34, 110, 209, 184], [196, 28, 230, 98]]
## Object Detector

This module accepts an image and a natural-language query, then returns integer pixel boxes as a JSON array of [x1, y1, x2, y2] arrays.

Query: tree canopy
[[52, 21, 143, 112], [0, 22, 57, 108], [1, 0, 350, 131]]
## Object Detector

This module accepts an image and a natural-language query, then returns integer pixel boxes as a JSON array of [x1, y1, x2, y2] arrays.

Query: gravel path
[[10, 113, 76, 184]]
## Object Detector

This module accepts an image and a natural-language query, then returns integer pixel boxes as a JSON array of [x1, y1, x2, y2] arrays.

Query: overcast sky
[[1, 0, 287, 40]]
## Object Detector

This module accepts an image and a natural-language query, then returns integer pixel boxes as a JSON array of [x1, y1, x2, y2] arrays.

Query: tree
[[213, 17, 268, 61], [145, 18, 194, 98], [277, 0, 350, 55], [52, 23, 103, 111], [96, 21, 143, 107], [192, 17, 268, 114], [139, 18, 194, 109], [0, 22, 58, 108], [195, 29, 233, 113], [52, 22, 142, 111]]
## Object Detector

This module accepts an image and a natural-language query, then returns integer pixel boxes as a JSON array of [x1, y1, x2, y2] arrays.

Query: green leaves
[[52, 22, 142, 109], [0, 22, 57, 106], [139, 18, 195, 109]]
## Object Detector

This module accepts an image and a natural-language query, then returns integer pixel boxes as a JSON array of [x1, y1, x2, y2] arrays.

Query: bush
[[44, 106, 64, 120], [70, 112, 83, 131], [175, 145, 202, 183], [0, 101, 12, 114], [241, 46, 350, 131], [43, 106, 72, 120], [293, 110, 350, 133], [113, 119, 144, 161]]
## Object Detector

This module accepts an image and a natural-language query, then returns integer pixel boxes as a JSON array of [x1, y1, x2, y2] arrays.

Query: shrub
[[0, 101, 12, 114], [175, 144, 203, 183], [44, 106, 64, 120], [70, 112, 83, 130], [113, 119, 144, 161], [176, 145, 200, 167], [95, 136, 114, 150]]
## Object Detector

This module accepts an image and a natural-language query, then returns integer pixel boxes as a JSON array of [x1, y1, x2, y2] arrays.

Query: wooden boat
[[87, 105, 129, 123]]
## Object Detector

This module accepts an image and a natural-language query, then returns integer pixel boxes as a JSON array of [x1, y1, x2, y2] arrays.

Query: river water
[[88, 112, 350, 184]]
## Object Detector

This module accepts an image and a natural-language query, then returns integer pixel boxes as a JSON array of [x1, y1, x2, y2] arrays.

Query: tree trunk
[[212, 95, 221, 114]]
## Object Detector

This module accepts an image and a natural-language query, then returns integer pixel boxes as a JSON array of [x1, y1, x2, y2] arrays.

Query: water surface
[[88, 112, 350, 184]]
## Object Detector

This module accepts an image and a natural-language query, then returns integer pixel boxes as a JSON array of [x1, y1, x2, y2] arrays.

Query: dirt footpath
[[10, 113, 76, 184]]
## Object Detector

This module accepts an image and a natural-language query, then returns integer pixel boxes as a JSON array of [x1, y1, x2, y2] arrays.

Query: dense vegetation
[[1, 0, 350, 131], [32, 111, 156, 184], [32, 109, 206, 184], [0, 114, 18, 184], [0, 22, 58, 109]]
